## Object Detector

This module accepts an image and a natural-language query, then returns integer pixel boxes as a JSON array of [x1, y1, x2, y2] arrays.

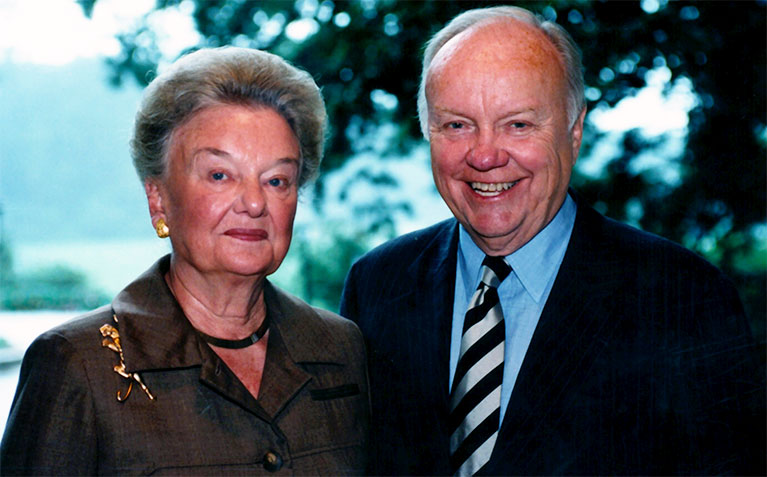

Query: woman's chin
[[220, 265, 273, 280], [171, 246, 286, 281], [220, 257, 282, 279]]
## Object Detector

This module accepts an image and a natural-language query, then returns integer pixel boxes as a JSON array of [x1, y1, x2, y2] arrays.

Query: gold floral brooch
[[100, 314, 155, 402]]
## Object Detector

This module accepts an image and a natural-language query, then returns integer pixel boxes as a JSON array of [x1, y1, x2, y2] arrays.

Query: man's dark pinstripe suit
[[340, 193, 765, 475]]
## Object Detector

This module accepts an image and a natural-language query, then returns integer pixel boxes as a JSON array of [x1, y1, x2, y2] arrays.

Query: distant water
[[14, 238, 171, 297]]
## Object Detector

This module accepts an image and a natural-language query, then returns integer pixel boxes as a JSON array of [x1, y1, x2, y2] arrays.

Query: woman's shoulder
[[266, 282, 353, 326], [16, 305, 117, 391], [37, 305, 115, 344], [279, 292, 359, 335], [308, 305, 363, 342], [265, 282, 364, 356]]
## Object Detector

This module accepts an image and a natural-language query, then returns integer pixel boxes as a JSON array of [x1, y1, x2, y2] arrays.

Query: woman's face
[[147, 104, 301, 280]]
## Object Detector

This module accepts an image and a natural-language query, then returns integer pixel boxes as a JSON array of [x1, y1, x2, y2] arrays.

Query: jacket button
[[263, 450, 283, 472]]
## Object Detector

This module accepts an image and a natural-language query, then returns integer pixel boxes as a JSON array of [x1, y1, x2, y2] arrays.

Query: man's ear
[[144, 180, 167, 228], [570, 107, 587, 163]]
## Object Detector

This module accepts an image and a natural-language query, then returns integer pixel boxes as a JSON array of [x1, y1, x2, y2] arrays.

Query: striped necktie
[[449, 255, 511, 476]]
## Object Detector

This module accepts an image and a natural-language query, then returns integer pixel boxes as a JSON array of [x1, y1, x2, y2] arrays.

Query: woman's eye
[[268, 177, 285, 187], [211, 172, 227, 181], [447, 122, 464, 130], [510, 122, 528, 129]]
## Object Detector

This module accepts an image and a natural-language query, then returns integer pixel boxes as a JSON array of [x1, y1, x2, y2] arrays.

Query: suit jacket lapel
[[490, 198, 624, 471], [409, 220, 459, 398], [398, 220, 459, 472]]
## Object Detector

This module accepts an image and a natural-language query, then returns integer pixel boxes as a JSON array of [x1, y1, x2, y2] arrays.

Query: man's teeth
[[471, 181, 518, 196]]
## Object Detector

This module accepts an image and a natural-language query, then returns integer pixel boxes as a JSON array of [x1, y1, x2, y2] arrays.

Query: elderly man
[[340, 5, 764, 476]]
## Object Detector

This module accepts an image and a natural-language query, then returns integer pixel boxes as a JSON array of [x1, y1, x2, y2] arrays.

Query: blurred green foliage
[[78, 0, 765, 340], [0, 242, 110, 311], [292, 225, 370, 311]]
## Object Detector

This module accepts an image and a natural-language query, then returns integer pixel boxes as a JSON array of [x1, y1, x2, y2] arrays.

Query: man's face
[[426, 19, 584, 256]]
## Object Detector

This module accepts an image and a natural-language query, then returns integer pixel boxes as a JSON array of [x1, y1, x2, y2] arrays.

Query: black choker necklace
[[195, 316, 270, 349]]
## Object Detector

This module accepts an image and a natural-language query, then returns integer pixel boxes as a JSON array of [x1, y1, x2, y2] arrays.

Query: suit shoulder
[[585, 207, 725, 279], [352, 219, 455, 269]]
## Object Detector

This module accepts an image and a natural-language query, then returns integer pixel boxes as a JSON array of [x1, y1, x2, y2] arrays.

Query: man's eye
[[268, 178, 285, 187], [510, 122, 528, 129], [447, 122, 464, 130], [211, 172, 227, 181]]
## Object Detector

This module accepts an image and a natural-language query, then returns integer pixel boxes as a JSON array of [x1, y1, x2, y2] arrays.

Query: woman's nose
[[235, 183, 267, 217], [466, 131, 510, 171]]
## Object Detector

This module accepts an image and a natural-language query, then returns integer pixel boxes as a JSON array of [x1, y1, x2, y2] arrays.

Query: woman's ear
[[144, 180, 166, 227]]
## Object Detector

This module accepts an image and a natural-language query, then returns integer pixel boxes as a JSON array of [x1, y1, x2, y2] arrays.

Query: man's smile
[[470, 180, 520, 197]]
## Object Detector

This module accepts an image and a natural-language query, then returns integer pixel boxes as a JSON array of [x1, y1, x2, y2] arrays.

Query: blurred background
[[1, 0, 764, 433]]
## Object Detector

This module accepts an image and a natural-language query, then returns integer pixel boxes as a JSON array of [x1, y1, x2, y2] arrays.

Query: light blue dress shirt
[[449, 193, 577, 426]]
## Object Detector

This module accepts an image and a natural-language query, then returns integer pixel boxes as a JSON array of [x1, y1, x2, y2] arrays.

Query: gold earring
[[155, 218, 169, 239]]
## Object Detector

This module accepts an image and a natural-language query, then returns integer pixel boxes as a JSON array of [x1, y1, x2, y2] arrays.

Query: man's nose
[[235, 181, 267, 217], [466, 130, 509, 171]]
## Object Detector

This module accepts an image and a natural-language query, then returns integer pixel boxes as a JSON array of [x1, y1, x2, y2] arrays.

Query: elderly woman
[[0, 47, 368, 474]]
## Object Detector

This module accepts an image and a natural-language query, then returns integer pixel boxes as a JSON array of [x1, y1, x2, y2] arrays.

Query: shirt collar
[[458, 193, 577, 302], [112, 254, 347, 373]]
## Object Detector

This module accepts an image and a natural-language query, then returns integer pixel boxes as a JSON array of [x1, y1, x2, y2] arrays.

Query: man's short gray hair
[[131, 47, 326, 187], [417, 6, 585, 138]]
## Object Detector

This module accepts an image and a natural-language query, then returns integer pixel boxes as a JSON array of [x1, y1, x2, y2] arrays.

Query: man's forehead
[[428, 18, 562, 79]]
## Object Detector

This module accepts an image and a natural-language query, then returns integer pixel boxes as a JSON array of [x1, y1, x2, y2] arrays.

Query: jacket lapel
[[408, 220, 459, 398], [255, 324, 312, 420], [490, 199, 624, 471], [112, 258, 344, 424], [112, 255, 203, 372], [400, 220, 459, 471], [256, 282, 346, 420]]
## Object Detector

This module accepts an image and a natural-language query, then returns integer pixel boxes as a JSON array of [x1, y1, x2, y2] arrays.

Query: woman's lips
[[224, 228, 268, 241]]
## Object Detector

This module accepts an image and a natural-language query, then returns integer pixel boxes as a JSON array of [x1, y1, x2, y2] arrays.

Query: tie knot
[[481, 255, 511, 285]]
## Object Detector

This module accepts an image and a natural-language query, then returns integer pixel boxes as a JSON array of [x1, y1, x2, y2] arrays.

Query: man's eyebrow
[[499, 108, 537, 118], [429, 106, 470, 118], [429, 106, 538, 118]]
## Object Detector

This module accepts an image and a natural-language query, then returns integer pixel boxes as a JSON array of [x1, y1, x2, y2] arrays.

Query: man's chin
[[464, 225, 529, 256]]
